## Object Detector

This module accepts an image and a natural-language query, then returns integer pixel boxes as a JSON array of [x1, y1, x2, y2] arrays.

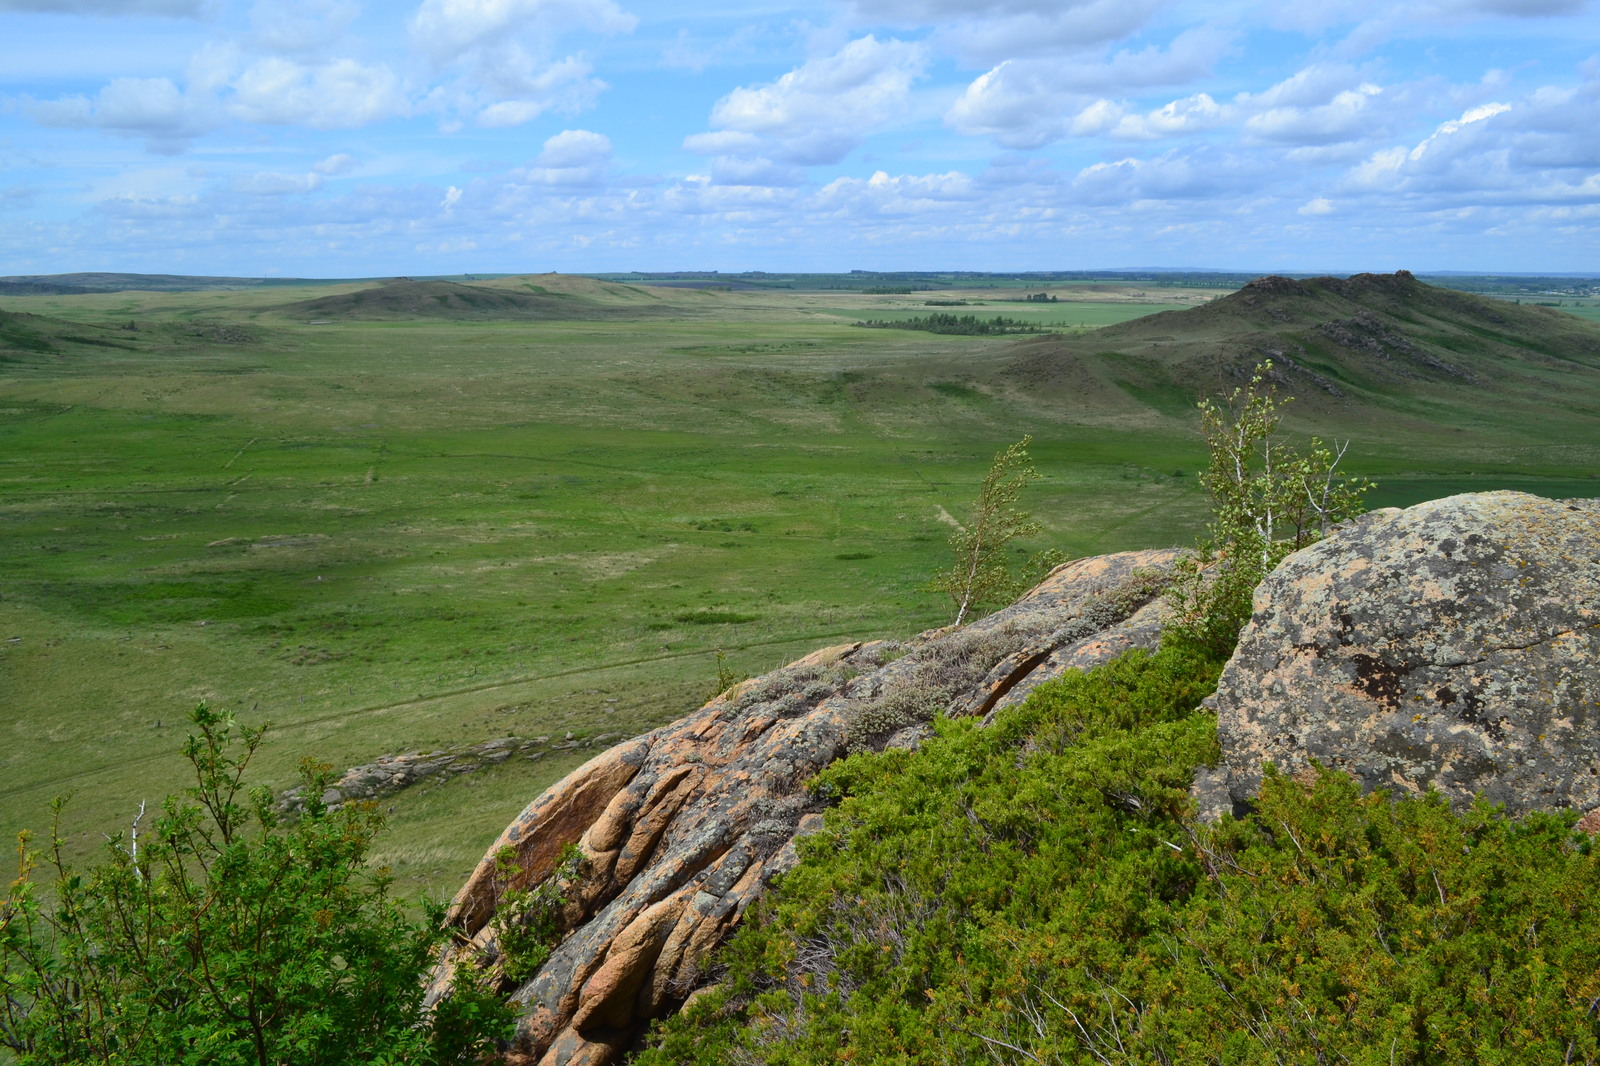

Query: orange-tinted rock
[[433, 548, 1186, 1065]]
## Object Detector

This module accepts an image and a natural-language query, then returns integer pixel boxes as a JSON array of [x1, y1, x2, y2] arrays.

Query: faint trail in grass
[[223, 437, 257, 469], [0, 627, 870, 801]]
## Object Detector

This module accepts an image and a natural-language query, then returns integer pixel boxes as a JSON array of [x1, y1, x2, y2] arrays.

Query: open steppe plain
[[2, 274, 1596, 899]]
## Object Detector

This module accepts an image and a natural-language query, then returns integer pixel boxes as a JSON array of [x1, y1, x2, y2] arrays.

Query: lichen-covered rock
[[1208, 491, 1600, 816], [427, 548, 1182, 1065]]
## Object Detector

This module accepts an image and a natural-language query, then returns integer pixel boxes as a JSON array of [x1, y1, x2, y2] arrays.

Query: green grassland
[[1, 274, 1597, 900]]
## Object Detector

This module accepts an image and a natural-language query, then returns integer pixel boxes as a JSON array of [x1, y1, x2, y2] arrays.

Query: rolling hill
[[276, 275, 678, 321], [991, 270, 1600, 439]]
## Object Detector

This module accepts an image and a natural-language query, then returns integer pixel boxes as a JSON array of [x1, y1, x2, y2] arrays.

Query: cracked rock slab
[[1210, 491, 1600, 816], [426, 548, 1182, 1066]]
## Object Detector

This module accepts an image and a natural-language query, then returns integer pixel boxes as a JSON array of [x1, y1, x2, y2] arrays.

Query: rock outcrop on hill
[[1204, 491, 1600, 818], [427, 548, 1179, 1066], [439, 490, 1600, 1066]]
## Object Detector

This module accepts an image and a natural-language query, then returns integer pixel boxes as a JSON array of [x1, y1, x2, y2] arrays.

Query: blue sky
[[1, 0, 1596, 276]]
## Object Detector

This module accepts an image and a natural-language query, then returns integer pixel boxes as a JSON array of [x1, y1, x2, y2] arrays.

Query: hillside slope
[[992, 270, 1600, 438], [276, 276, 678, 321]]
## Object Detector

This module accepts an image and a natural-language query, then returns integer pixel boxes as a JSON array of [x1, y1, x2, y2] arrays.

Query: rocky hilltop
[[993, 270, 1600, 433], [436, 490, 1600, 1066]]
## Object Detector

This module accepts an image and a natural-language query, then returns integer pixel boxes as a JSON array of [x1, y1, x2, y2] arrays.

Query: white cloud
[[313, 153, 355, 175], [945, 27, 1230, 148], [535, 128, 610, 168], [710, 156, 805, 187], [409, 0, 634, 127], [814, 168, 977, 214], [248, 0, 360, 53], [442, 184, 463, 210], [518, 127, 613, 185], [28, 76, 218, 150], [1069, 147, 1250, 203], [410, 0, 635, 65], [704, 35, 926, 165], [1408, 100, 1511, 161], [1298, 196, 1335, 215], [1245, 84, 1385, 145], [682, 130, 764, 156], [1110, 92, 1225, 139], [230, 57, 405, 128]]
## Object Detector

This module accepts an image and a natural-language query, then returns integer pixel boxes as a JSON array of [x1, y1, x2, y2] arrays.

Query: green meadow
[[2, 276, 1596, 899]]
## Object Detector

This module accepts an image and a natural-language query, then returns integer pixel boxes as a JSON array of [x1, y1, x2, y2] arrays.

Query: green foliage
[[639, 645, 1600, 1066], [0, 703, 514, 1066], [929, 436, 1063, 626], [854, 313, 1050, 335], [1168, 362, 1374, 656], [489, 842, 584, 984]]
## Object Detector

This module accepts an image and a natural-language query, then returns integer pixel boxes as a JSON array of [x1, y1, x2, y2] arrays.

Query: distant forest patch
[[853, 313, 1057, 336]]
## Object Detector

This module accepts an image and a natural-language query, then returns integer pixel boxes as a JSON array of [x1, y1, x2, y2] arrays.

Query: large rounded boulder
[[1208, 491, 1600, 817]]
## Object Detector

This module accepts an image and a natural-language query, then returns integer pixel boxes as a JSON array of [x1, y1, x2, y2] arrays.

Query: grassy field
[[2, 275, 1595, 900]]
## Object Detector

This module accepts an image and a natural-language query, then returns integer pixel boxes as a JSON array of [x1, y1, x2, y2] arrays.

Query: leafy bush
[[1167, 362, 1373, 657], [636, 645, 1600, 1066], [928, 436, 1063, 626], [488, 843, 585, 985], [0, 704, 514, 1066]]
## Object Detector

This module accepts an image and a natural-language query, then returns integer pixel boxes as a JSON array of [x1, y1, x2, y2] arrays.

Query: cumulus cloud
[[1298, 196, 1335, 214], [536, 128, 611, 168], [813, 168, 977, 214], [409, 0, 635, 127], [946, 26, 1230, 147], [28, 76, 218, 150], [709, 156, 805, 187], [1069, 146, 1252, 203], [1110, 92, 1226, 139], [469, 56, 608, 126], [410, 0, 634, 65], [662, 179, 800, 217], [518, 128, 613, 185], [707, 35, 925, 165], [1246, 83, 1385, 144], [230, 57, 405, 128]]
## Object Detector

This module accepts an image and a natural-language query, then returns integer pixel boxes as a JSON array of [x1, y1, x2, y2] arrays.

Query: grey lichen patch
[[1211, 491, 1600, 817]]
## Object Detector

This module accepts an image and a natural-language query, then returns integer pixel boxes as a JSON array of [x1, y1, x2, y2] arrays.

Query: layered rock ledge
[[426, 548, 1178, 1065]]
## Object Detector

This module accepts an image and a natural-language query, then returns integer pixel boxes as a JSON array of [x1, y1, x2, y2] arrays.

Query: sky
[[0, 0, 1596, 276]]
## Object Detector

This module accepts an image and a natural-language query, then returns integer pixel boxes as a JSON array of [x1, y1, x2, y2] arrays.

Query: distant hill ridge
[[993, 269, 1600, 432], [276, 275, 673, 321]]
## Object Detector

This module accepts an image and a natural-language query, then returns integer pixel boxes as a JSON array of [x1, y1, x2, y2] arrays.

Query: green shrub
[[637, 644, 1600, 1066], [0, 704, 514, 1066]]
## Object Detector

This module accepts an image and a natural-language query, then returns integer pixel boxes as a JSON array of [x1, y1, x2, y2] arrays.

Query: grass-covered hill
[[277, 275, 679, 321], [992, 270, 1600, 440]]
